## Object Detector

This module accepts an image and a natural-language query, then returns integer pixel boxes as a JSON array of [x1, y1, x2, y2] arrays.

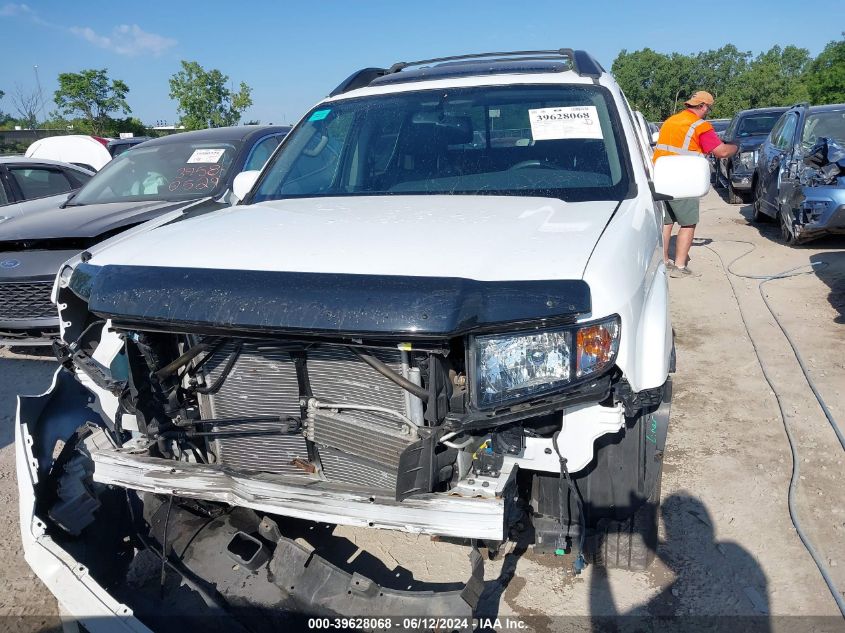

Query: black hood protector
[[75, 264, 591, 338]]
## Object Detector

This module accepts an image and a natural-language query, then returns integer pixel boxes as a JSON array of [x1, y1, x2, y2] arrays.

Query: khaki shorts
[[663, 198, 700, 226]]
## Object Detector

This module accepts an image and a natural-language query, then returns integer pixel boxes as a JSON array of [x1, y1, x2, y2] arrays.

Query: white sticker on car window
[[187, 148, 226, 164], [528, 106, 603, 140]]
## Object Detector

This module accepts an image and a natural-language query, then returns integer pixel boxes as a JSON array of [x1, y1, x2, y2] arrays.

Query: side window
[[724, 117, 738, 140], [774, 114, 798, 150], [767, 115, 787, 148], [244, 135, 281, 172], [65, 169, 93, 188], [7, 167, 74, 200], [274, 111, 356, 196], [0, 176, 10, 206]]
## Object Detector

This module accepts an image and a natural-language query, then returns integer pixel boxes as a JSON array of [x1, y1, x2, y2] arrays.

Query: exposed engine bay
[[12, 251, 669, 627]]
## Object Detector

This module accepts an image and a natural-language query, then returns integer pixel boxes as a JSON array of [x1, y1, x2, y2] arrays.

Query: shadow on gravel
[[0, 346, 57, 450], [589, 494, 771, 631], [811, 251, 845, 324]]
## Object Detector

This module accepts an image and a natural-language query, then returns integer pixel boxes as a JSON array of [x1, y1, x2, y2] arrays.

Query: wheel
[[585, 403, 667, 571], [588, 467, 662, 570], [710, 162, 720, 187], [727, 183, 745, 205], [779, 208, 798, 245], [751, 178, 769, 223]]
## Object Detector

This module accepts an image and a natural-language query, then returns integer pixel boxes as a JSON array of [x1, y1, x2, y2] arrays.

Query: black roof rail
[[330, 49, 605, 96], [329, 67, 389, 97]]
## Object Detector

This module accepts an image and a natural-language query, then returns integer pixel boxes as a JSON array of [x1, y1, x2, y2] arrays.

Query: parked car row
[[0, 124, 289, 344], [710, 102, 845, 244]]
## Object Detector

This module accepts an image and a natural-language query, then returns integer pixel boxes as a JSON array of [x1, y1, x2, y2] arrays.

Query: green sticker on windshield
[[308, 109, 331, 122]]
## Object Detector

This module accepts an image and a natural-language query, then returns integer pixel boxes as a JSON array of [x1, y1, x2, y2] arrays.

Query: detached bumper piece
[[273, 533, 483, 626], [92, 445, 507, 540]]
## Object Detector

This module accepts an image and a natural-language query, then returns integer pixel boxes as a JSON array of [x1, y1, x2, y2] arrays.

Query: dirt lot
[[0, 189, 843, 631]]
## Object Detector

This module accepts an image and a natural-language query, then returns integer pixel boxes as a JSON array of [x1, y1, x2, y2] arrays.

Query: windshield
[[801, 111, 845, 149], [253, 85, 631, 204], [736, 114, 782, 137], [72, 139, 241, 205]]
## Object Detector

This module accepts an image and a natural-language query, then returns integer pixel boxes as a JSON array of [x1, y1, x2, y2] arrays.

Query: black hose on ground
[[348, 347, 430, 402], [702, 238, 845, 618]]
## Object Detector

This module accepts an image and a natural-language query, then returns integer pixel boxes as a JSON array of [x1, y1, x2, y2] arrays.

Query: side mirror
[[232, 170, 261, 203], [652, 155, 710, 200]]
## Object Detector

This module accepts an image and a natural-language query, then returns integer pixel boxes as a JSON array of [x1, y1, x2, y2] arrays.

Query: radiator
[[197, 341, 413, 489]]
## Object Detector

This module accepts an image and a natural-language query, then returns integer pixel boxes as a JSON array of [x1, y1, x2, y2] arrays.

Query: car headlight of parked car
[[738, 151, 757, 170], [470, 316, 620, 408]]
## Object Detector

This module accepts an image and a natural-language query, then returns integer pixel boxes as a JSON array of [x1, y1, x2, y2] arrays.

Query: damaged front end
[[786, 137, 845, 243], [18, 260, 668, 628]]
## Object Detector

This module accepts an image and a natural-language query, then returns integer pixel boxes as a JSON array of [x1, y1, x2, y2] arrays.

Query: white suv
[[18, 49, 709, 627]]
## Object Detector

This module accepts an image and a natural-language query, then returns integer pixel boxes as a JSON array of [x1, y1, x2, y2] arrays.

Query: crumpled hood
[[0, 198, 211, 242], [88, 195, 622, 281]]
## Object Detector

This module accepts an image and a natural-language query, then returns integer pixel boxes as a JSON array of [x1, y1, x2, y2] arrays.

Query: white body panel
[[88, 195, 616, 281]]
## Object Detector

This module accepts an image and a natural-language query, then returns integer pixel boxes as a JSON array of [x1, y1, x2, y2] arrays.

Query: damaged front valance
[[70, 263, 591, 338]]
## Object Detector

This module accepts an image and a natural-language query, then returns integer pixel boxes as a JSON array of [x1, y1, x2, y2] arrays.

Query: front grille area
[[0, 281, 55, 320], [197, 341, 411, 489]]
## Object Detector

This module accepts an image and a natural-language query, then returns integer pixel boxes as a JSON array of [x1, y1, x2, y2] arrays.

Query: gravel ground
[[0, 189, 843, 631]]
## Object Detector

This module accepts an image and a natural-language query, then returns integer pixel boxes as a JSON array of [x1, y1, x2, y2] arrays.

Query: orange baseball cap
[[685, 91, 715, 107]]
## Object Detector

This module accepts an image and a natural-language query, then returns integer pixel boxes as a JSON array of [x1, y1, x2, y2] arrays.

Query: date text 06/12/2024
[[306, 617, 528, 630]]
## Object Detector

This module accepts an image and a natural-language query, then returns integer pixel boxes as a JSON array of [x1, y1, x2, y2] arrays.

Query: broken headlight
[[470, 316, 620, 408], [738, 151, 757, 170]]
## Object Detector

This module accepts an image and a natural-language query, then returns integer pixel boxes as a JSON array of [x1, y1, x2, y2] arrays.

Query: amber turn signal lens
[[576, 320, 619, 377], [577, 325, 612, 358]]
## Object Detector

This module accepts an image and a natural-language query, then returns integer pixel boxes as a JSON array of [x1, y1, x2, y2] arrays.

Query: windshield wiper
[[60, 192, 86, 208]]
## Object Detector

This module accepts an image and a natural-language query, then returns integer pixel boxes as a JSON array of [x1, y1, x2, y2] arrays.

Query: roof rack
[[329, 49, 604, 96]]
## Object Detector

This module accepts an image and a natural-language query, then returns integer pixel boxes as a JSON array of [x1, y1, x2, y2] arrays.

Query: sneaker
[[670, 265, 700, 278], [665, 259, 676, 270]]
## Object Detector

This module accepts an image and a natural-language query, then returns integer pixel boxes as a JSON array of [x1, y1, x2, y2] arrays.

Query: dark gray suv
[[715, 107, 788, 203]]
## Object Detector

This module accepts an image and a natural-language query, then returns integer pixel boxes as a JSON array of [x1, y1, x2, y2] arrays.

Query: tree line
[[0, 60, 253, 137], [613, 37, 845, 122], [2, 39, 843, 137]]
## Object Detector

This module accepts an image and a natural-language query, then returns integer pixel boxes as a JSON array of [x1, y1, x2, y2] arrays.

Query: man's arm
[[710, 142, 738, 159], [698, 128, 737, 159]]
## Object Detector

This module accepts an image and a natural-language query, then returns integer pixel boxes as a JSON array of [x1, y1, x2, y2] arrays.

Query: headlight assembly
[[470, 316, 620, 408], [738, 151, 756, 170]]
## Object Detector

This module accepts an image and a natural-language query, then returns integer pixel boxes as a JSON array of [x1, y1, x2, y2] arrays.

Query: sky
[[1, 0, 843, 128]]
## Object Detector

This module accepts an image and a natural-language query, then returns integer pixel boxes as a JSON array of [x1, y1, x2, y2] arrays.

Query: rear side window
[[7, 167, 74, 200], [244, 135, 282, 171], [773, 113, 799, 150], [66, 169, 93, 188]]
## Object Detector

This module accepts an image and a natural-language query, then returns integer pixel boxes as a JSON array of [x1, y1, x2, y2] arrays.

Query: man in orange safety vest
[[654, 91, 737, 277]]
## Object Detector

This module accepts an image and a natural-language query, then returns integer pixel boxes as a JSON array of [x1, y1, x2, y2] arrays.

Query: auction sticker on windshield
[[187, 148, 226, 163], [528, 106, 602, 141]]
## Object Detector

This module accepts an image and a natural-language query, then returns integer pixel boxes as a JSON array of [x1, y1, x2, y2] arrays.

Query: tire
[[751, 178, 769, 223], [779, 208, 798, 245], [588, 467, 662, 571], [727, 183, 745, 205], [585, 401, 667, 571]]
